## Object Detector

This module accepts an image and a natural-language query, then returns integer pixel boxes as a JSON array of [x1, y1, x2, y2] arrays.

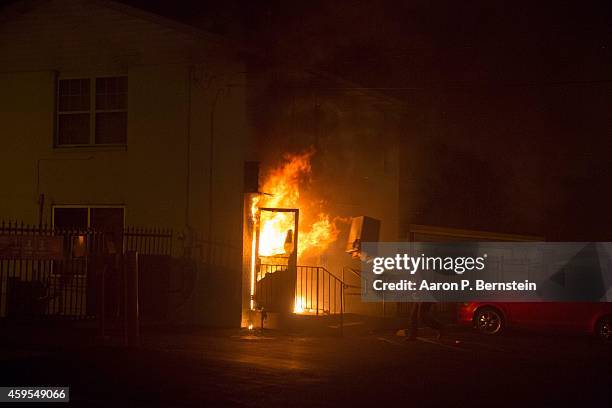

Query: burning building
[[244, 150, 346, 324], [242, 71, 407, 327]]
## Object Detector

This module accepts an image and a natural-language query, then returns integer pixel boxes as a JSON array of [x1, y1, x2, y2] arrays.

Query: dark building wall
[[399, 84, 612, 241], [0, 0, 251, 327]]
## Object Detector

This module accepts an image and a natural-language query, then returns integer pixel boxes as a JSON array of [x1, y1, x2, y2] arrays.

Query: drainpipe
[[205, 71, 247, 264], [185, 66, 194, 233], [208, 86, 225, 264], [38, 193, 45, 229]]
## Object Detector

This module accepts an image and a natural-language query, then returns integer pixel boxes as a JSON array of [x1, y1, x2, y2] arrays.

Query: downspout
[[208, 86, 224, 265], [185, 66, 193, 236], [206, 71, 246, 264]]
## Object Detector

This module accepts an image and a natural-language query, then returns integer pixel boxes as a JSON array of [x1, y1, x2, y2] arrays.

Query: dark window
[[53, 207, 88, 230], [95, 112, 127, 144], [58, 78, 90, 111], [95, 77, 127, 144], [53, 207, 124, 231], [56, 76, 127, 146], [57, 79, 90, 145], [96, 77, 127, 110], [57, 113, 90, 145], [91, 207, 124, 252], [90, 208, 123, 232], [53, 206, 124, 255]]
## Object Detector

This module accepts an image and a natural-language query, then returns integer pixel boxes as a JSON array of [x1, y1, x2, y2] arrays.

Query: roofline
[[91, 0, 230, 47], [0, 0, 250, 53], [408, 224, 544, 242], [0, 0, 410, 110]]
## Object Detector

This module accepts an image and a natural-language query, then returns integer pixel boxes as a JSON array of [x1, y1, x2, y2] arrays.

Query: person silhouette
[[406, 302, 444, 340]]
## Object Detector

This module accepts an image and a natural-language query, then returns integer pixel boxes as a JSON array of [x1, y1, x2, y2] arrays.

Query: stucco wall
[[0, 0, 250, 326]]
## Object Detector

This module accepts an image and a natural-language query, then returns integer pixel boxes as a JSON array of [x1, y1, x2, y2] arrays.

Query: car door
[[504, 302, 573, 330]]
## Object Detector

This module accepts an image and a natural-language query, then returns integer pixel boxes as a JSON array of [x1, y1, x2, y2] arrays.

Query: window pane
[[96, 77, 127, 110], [57, 113, 90, 145], [91, 208, 124, 252], [95, 112, 127, 144], [54, 208, 88, 230], [58, 79, 90, 111], [53, 208, 88, 276], [90, 208, 124, 231]]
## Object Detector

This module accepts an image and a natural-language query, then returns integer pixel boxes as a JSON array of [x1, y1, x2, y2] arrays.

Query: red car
[[458, 302, 612, 341]]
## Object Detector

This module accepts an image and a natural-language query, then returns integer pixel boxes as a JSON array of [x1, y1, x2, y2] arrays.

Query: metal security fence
[[124, 226, 173, 256], [0, 221, 173, 321], [0, 221, 104, 320]]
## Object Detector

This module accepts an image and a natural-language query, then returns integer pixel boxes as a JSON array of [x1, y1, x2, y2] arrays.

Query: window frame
[[55, 75, 128, 148], [51, 204, 126, 230], [51, 205, 126, 276]]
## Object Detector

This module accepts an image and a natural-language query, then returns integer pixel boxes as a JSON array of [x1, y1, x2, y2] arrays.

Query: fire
[[252, 149, 339, 260], [258, 211, 295, 256], [260, 149, 311, 209], [293, 297, 305, 314], [299, 213, 339, 255], [249, 148, 342, 314]]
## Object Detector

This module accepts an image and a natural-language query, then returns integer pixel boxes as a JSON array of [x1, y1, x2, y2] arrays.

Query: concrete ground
[[1, 325, 611, 407]]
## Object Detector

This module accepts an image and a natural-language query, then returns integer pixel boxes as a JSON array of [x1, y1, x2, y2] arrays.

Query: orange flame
[[252, 149, 339, 261]]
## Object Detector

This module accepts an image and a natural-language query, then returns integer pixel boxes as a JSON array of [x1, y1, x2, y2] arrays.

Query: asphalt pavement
[[1, 326, 610, 407]]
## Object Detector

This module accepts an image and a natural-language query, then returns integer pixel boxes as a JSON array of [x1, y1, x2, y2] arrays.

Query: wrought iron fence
[[123, 226, 173, 256], [0, 221, 104, 320], [0, 221, 173, 321]]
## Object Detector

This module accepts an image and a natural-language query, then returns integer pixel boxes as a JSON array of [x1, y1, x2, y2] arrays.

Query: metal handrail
[[255, 263, 346, 335], [300, 265, 346, 286], [295, 265, 346, 317], [257, 264, 346, 316], [342, 265, 361, 279], [341, 266, 362, 290]]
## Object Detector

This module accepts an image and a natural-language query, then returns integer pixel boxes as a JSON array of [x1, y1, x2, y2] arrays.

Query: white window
[[56, 77, 127, 146]]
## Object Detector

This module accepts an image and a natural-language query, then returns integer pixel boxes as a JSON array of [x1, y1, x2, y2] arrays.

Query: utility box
[[346, 216, 381, 254]]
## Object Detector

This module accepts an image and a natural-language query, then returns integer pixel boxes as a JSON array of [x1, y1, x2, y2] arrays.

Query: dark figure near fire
[[407, 302, 445, 340]]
